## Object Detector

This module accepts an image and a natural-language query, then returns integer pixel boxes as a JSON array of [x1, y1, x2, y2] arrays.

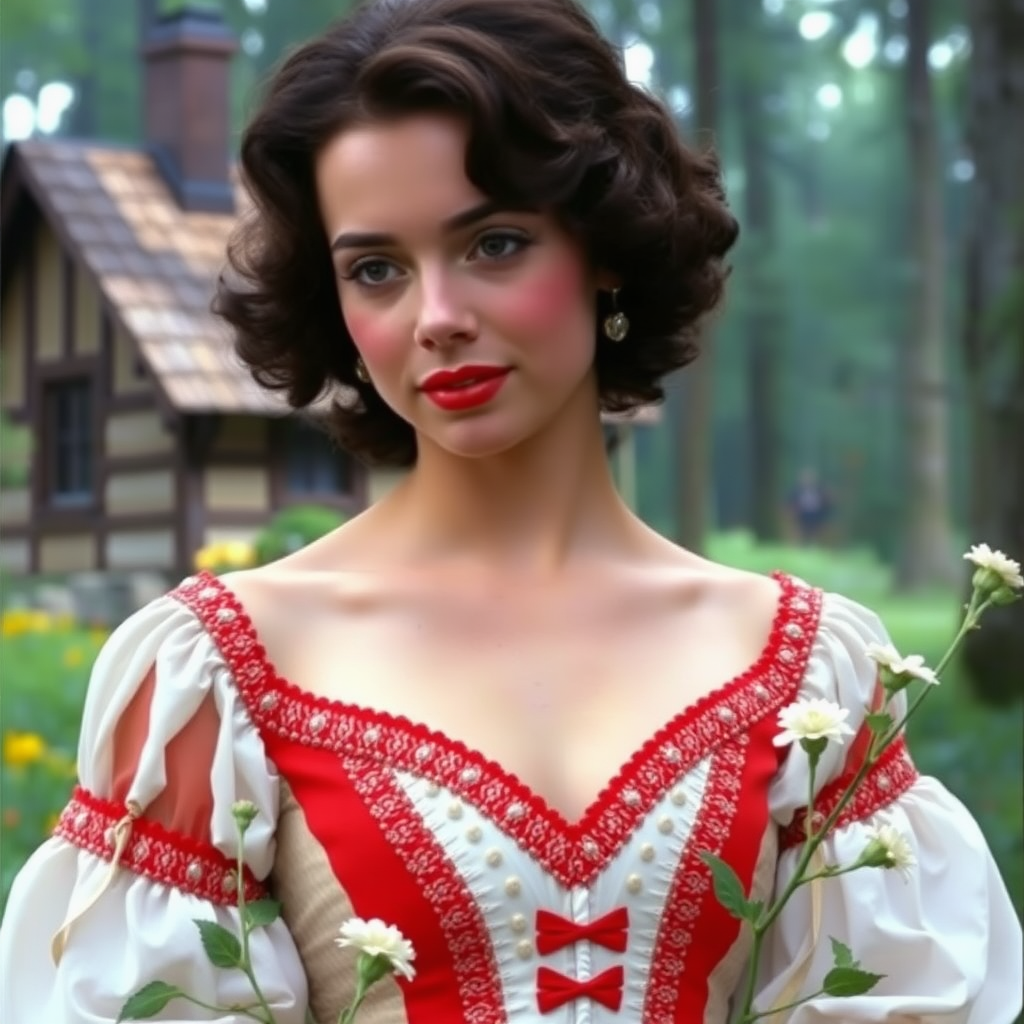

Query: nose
[[413, 269, 478, 351]]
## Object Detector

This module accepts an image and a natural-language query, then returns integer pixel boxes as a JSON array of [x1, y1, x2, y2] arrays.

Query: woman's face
[[315, 114, 606, 460]]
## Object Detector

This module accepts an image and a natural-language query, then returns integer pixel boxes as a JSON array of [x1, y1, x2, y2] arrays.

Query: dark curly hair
[[214, 0, 739, 466]]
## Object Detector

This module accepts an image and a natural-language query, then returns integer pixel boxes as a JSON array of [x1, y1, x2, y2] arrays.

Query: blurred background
[[1, 0, 1021, 983]]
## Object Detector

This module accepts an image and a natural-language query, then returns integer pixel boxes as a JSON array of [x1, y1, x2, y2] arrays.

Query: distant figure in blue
[[788, 467, 834, 545]]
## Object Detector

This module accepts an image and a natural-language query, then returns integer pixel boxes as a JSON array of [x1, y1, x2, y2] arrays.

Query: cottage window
[[44, 378, 94, 505], [285, 418, 353, 496]]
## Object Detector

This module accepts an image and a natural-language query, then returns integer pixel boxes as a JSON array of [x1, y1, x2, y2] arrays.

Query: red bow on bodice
[[536, 965, 625, 1013], [535, 907, 630, 955]]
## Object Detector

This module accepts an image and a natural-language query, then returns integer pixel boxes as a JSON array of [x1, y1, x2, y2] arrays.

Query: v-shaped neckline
[[173, 570, 822, 884]]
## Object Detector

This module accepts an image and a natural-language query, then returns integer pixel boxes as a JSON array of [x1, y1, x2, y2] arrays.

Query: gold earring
[[603, 288, 629, 343], [355, 357, 371, 384]]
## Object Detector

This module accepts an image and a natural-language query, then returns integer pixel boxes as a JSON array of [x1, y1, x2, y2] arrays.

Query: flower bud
[[232, 800, 259, 834]]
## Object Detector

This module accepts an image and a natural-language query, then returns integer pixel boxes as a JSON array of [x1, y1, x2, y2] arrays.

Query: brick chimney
[[141, 4, 237, 213]]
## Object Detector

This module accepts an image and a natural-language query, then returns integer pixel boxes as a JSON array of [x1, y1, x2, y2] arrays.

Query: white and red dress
[[1, 571, 1020, 1023]]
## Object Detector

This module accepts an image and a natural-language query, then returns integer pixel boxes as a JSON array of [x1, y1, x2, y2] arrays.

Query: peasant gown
[[1, 572, 1020, 1024]]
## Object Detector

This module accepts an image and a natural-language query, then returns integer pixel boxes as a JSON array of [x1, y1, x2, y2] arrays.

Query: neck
[[376, 396, 640, 576]]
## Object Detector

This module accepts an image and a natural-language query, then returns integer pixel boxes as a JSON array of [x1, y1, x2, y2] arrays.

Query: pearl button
[[516, 940, 533, 960], [415, 743, 433, 761], [506, 802, 526, 820], [447, 800, 463, 820], [658, 815, 674, 834], [717, 706, 735, 722], [186, 861, 203, 882], [671, 786, 687, 806], [627, 873, 643, 894], [785, 623, 804, 639], [663, 745, 681, 762], [622, 788, 641, 807], [754, 684, 769, 700], [425, 782, 441, 797], [460, 767, 481, 784], [505, 877, 522, 897], [486, 848, 503, 867], [308, 713, 327, 733], [640, 843, 655, 862], [259, 693, 278, 711], [510, 913, 527, 933], [466, 826, 483, 843], [582, 838, 599, 858], [363, 726, 381, 743]]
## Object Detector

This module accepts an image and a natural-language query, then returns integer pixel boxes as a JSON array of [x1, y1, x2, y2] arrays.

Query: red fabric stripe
[[54, 786, 266, 904], [679, 712, 786, 1018], [259, 735, 472, 1024]]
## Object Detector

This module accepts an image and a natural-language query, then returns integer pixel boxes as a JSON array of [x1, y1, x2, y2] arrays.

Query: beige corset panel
[[270, 780, 408, 1024]]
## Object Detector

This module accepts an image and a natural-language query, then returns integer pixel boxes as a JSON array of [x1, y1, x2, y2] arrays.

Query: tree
[[896, 0, 958, 587], [959, 0, 1024, 704], [675, 0, 720, 552]]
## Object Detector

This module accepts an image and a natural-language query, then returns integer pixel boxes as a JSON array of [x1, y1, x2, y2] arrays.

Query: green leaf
[[244, 897, 282, 929], [865, 712, 894, 734], [829, 937, 859, 969], [117, 981, 183, 1020], [699, 851, 759, 922], [193, 919, 244, 969], [822, 965, 885, 997]]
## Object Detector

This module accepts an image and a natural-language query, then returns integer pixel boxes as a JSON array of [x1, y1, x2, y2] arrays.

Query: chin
[[421, 416, 539, 461]]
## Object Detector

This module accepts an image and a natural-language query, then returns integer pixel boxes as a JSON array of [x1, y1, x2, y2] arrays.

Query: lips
[[418, 364, 511, 412], [419, 365, 510, 392]]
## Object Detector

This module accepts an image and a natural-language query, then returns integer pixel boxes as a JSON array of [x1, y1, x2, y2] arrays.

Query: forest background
[[1, 0, 1022, 984]]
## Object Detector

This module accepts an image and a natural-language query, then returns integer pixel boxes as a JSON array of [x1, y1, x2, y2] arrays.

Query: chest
[[256, 577, 774, 822]]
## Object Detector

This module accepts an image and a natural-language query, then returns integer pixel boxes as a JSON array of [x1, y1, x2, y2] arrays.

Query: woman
[[1, 0, 1020, 1021]]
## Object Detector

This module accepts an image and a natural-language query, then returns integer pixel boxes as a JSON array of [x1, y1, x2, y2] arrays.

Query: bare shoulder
[[647, 542, 785, 657]]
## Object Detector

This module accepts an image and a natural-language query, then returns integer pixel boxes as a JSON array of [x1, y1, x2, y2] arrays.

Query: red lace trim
[[54, 786, 267, 904], [344, 755, 506, 1024], [172, 571, 822, 889], [780, 737, 919, 849]]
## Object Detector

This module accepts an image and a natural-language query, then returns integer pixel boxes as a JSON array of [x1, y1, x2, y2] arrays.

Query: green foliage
[[116, 980, 184, 1021], [252, 505, 347, 565]]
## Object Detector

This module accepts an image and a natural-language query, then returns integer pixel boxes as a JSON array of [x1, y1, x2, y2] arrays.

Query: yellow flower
[[3, 731, 48, 767], [1, 609, 31, 637], [62, 647, 84, 669]]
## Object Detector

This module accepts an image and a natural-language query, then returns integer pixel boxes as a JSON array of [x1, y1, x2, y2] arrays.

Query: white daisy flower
[[964, 543, 1023, 591], [860, 823, 917, 880], [773, 698, 855, 748], [866, 643, 938, 686], [336, 917, 417, 981]]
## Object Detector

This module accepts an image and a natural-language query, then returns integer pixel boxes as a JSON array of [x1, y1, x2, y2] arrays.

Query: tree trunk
[[960, 0, 1024, 704], [676, 0, 720, 552], [736, 39, 784, 542], [896, 0, 957, 588]]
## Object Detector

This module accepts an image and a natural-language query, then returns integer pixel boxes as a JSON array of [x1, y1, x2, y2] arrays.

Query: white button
[[505, 877, 522, 897], [640, 843, 655, 862], [460, 767, 481, 784], [447, 800, 463, 820], [516, 940, 533, 960], [466, 826, 483, 843], [425, 782, 441, 797], [510, 913, 528, 933], [671, 786, 686, 806], [486, 848, 503, 867], [658, 815, 674, 834], [627, 873, 643, 894]]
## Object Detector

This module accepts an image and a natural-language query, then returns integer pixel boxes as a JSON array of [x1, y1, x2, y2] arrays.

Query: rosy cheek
[[489, 259, 587, 340], [341, 303, 401, 364]]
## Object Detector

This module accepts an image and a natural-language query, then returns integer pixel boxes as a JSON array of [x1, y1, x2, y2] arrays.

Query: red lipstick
[[419, 365, 511, 412]]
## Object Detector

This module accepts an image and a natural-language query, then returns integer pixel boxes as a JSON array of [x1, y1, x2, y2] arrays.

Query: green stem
[[235, 822, 278, 1024], [744, 988, 828, 1020], [337, 976, 369, 1024], [179, 993, 271, 1022]]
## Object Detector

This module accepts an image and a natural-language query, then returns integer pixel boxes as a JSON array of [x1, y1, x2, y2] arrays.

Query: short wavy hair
[[214, 0, 739, 466]]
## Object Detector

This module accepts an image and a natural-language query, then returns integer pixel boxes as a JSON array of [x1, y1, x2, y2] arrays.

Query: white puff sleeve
[[754, 592, 1023, 1022], [0, 595, 309, 1023]]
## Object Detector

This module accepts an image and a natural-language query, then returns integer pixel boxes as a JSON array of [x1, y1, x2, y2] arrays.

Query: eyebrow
[[329, 199, 532, 252]]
